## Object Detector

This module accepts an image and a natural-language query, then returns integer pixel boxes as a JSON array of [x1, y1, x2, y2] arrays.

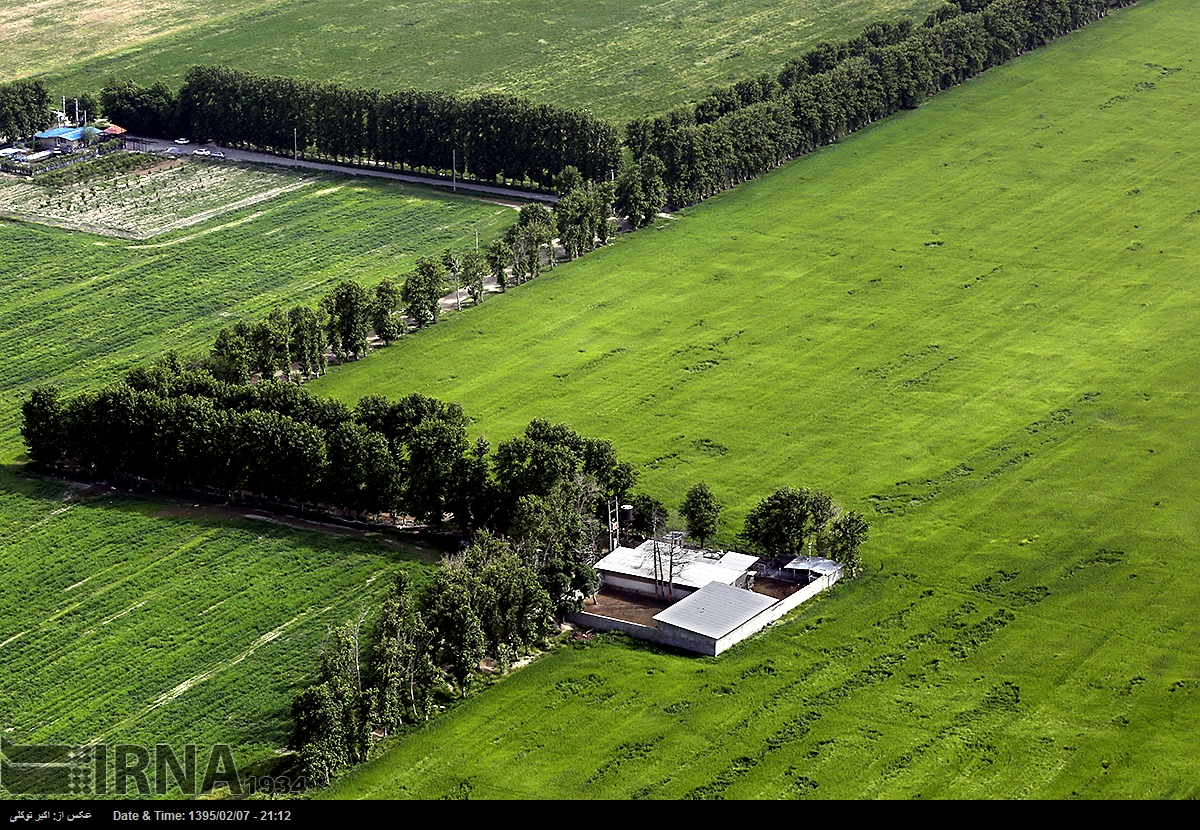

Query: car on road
[[211, 151, 226, 159], [174, 138, 190, 145], [164, 147, 181, 154], [191, 148, 211, 157]]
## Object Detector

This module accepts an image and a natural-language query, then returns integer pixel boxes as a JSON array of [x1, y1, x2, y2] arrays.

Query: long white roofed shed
[[593, 540, 759, 599], [652, 582, 777, 655]]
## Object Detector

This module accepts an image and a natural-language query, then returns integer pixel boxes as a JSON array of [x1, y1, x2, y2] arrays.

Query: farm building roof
[[653, 581, 777, 640], [594, 541, 758, 591], [101, 125, 127, 136], [35, 127, 85, 141], [784, 556, 844, 576]]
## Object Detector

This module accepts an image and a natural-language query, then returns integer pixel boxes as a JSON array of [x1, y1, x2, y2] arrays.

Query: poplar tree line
[[0, 79, 52, 142], [21, 362, 636, 547], [292, 535, 555, 785], [624, 0, 1139, 207], [100, 65, 621, 186]]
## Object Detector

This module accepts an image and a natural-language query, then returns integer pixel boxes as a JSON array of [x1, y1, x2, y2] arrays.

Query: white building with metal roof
[[593, 539, 759, 600], [784, 556, 846, 585], [652, 582, 778, 656]]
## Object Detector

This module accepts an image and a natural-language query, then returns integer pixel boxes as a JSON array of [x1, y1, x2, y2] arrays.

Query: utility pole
[[475, 229, 479, 252], [294, 127, 298, 160], [452, 149, 457, 192], [608, 498, 619, 553]]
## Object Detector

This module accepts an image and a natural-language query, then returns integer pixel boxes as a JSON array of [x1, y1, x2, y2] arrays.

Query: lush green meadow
[[0, 0, 266, 80], [316, 0, 1200, 797], [0, 474, 435, 780], [39, 0, 942, 121], [0, 178, 509, 784]]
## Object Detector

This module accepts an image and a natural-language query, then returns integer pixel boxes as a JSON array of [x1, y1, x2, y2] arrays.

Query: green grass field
[[37, 0, 942, 121], [0, 178, 512, 787], [0, 0, 267, 80], [312, 0, 1200, 797], [0, 473, 435, 783]]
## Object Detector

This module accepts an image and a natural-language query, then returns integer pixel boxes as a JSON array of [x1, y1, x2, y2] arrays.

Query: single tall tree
[[402, 256, 446, 328], [321, 279, 371, 361], [372, 277, 404, 345], [461, 249, 488, 306], [680, 482, 722, 548]]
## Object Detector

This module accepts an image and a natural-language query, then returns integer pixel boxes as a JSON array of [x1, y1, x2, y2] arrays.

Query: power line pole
[[294, 127, 298, 161], [452, 149, 457, 192]]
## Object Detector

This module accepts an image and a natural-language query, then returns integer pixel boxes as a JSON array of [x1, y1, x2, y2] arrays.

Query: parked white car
[[174, 138, 190, 145], [191, 148, 211, 157]]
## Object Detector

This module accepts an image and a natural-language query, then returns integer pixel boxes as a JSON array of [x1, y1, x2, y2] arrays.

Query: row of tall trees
[[21, 363, 636, 538], [624, 0, 1138, 207], [106, 65, 621, 186], [0, 79, 52, 142], [207, 250, 485, 385], [99, 79, 179, 138], [291, 532, 555, 785]]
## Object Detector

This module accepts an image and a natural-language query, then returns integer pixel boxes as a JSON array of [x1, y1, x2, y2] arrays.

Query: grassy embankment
[[317, 0, 1200, 798], [0, 178, 510, 778], [35, 0, 942, 121]]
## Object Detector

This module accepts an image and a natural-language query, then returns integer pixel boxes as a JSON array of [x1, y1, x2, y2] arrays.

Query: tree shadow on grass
[[0, 461, 445, 567]]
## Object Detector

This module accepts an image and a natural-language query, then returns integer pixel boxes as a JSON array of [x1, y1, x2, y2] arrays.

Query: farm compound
[[34, 126, 86, 151], [571, 540, 845, 656]]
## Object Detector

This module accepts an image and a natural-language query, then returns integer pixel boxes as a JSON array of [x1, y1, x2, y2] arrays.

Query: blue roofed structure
[[34, 127, 86, 150]]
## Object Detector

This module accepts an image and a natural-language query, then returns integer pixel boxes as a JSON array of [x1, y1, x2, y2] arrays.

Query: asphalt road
[[130, 136, 557, 203]]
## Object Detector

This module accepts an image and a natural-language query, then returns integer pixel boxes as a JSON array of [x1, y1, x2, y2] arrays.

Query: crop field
[[0, 179, 513, 784], [0, 472, 435, 782], [0, 0, 265, 80], [0, 176, 512, 442], [40, 0, 943, 121], [0, 159, 318, 239], [315, 0, 1200, 797]]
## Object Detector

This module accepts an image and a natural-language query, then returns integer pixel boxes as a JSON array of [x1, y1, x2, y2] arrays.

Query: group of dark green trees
[[626, 0, 1137, 206], [26, 1, 1138, 225], [0, 79, 52, 143], [645, 481, 869, 575], [21, 361, 635, 545], [292, 532, 555, 785], [100, 65, 620, 187]]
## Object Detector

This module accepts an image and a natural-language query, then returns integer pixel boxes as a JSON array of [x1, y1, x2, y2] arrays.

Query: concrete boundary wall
[[569, 611, 662, 645], [569, 571, 841, 656]]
